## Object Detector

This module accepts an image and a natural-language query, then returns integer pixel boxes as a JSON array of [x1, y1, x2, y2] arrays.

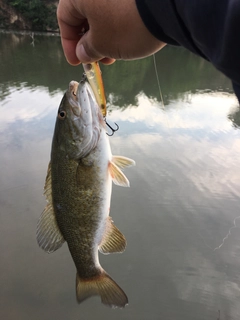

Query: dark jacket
[[136, 0, 240, 102]]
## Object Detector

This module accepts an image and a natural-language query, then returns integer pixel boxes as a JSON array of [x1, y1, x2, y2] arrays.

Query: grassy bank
[[0, 0, 58, 31]]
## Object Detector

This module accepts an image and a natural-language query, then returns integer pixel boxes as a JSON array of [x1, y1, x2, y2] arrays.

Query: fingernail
[[76, 44, 92, 63]]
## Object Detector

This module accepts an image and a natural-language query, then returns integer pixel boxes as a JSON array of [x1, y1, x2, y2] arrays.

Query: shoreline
[[0, 29, 60, 36]]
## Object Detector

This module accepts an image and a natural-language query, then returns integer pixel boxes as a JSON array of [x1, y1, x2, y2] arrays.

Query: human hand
[[57, 0, 166, 65]]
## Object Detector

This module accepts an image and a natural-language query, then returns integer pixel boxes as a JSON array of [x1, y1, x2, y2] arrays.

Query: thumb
[[76, 32, 103, 63]]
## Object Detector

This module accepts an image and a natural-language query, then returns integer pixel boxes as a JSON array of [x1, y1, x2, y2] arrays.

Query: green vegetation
[[9, 0, 58, 31]]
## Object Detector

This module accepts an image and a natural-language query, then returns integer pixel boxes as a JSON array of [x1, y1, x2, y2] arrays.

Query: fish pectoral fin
[[109, 161, 130, 187], [112, 156, 135, 169], [36, 162, 65, 253], [76, 271, 128, 308], [99, 217, 126, 254]]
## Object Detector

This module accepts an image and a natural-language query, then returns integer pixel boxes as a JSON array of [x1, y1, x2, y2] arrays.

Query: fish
[[36, 79, 135, 308], [83, 62, 107, 117]]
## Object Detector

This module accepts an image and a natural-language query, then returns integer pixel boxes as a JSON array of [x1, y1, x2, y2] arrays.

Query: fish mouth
[[70, 81, 79, 97], [67, 80, 98, 118], [68, 81, 81, 117], [65, 79, 102, 159]]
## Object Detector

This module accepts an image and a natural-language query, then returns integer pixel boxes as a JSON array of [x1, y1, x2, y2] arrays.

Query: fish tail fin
[[76, 271, 128, 308]]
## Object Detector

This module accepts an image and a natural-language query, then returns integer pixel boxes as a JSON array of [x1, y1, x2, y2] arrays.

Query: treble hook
[[105, 119, 119, 136]]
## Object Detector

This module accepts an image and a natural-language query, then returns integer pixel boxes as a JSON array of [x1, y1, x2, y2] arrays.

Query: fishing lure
[[83, 62, 107, 117], [83, 62, 119, 136]]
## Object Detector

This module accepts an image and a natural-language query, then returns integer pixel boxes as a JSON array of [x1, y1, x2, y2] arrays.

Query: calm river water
[[1, 32, 240, 320]]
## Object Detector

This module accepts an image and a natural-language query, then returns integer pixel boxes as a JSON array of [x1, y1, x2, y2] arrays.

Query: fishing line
[[153, 53, 165, 109], [152, 52, 173, 132], [153, 52, 238, 254]]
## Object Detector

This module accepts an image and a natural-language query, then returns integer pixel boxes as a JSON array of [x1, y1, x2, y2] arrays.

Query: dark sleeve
[[136, 0, 240, 102]]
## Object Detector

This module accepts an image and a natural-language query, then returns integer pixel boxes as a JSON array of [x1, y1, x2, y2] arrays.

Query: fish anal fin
[[108, 161, 130, 187], [112, 156, 135, 169], [76, 271, 128, 308], [36, 162, 65, 253], [99, 217, 126, 254]]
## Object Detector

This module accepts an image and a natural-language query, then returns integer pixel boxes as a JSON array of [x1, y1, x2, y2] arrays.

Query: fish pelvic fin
[[99, 217, 126, 254], [109, 156, 135, 187], [109, 161, 130, 187], [76, 271, 128, 308], [36, 162, 65, 253], [112, 156, 135, 169]]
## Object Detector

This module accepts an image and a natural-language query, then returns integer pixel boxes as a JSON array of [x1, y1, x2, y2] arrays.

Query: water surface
[[0, 32, 240, 320]]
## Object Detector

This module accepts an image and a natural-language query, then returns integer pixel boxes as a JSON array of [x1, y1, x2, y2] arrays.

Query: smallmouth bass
[[37, 79, 135, 308]]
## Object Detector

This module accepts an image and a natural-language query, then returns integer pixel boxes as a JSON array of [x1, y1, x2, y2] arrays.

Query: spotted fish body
[[37, 80, 135, 308]]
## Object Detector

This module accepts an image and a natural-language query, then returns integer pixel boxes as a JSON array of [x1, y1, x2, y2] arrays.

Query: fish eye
[[58, 110, 66, 119]]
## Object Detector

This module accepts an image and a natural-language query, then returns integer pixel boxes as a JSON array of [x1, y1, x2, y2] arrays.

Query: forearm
[[136, 0, 240, 95]]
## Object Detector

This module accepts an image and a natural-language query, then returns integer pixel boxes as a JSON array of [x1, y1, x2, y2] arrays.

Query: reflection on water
[[1, 32, 240, 320]]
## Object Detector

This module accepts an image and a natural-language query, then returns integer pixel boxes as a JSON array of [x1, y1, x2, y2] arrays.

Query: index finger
[[59, 25, 84, 65], [57, 2, 88, 65]]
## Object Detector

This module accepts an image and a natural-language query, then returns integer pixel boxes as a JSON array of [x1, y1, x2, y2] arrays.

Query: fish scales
[[37, 80, 135, 308], [51, 134, 109, 278]]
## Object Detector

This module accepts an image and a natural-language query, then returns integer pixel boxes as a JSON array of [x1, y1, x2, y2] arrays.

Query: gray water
[[1, 31, 240, 320]]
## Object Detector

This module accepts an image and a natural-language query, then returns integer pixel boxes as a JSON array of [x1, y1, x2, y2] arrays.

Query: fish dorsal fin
[[112, 156, 135, 169], [99, 217, 126, 254], [44, 162, 52, 203], [36, 162, 65, 253], [109, 161, 130, 187]]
